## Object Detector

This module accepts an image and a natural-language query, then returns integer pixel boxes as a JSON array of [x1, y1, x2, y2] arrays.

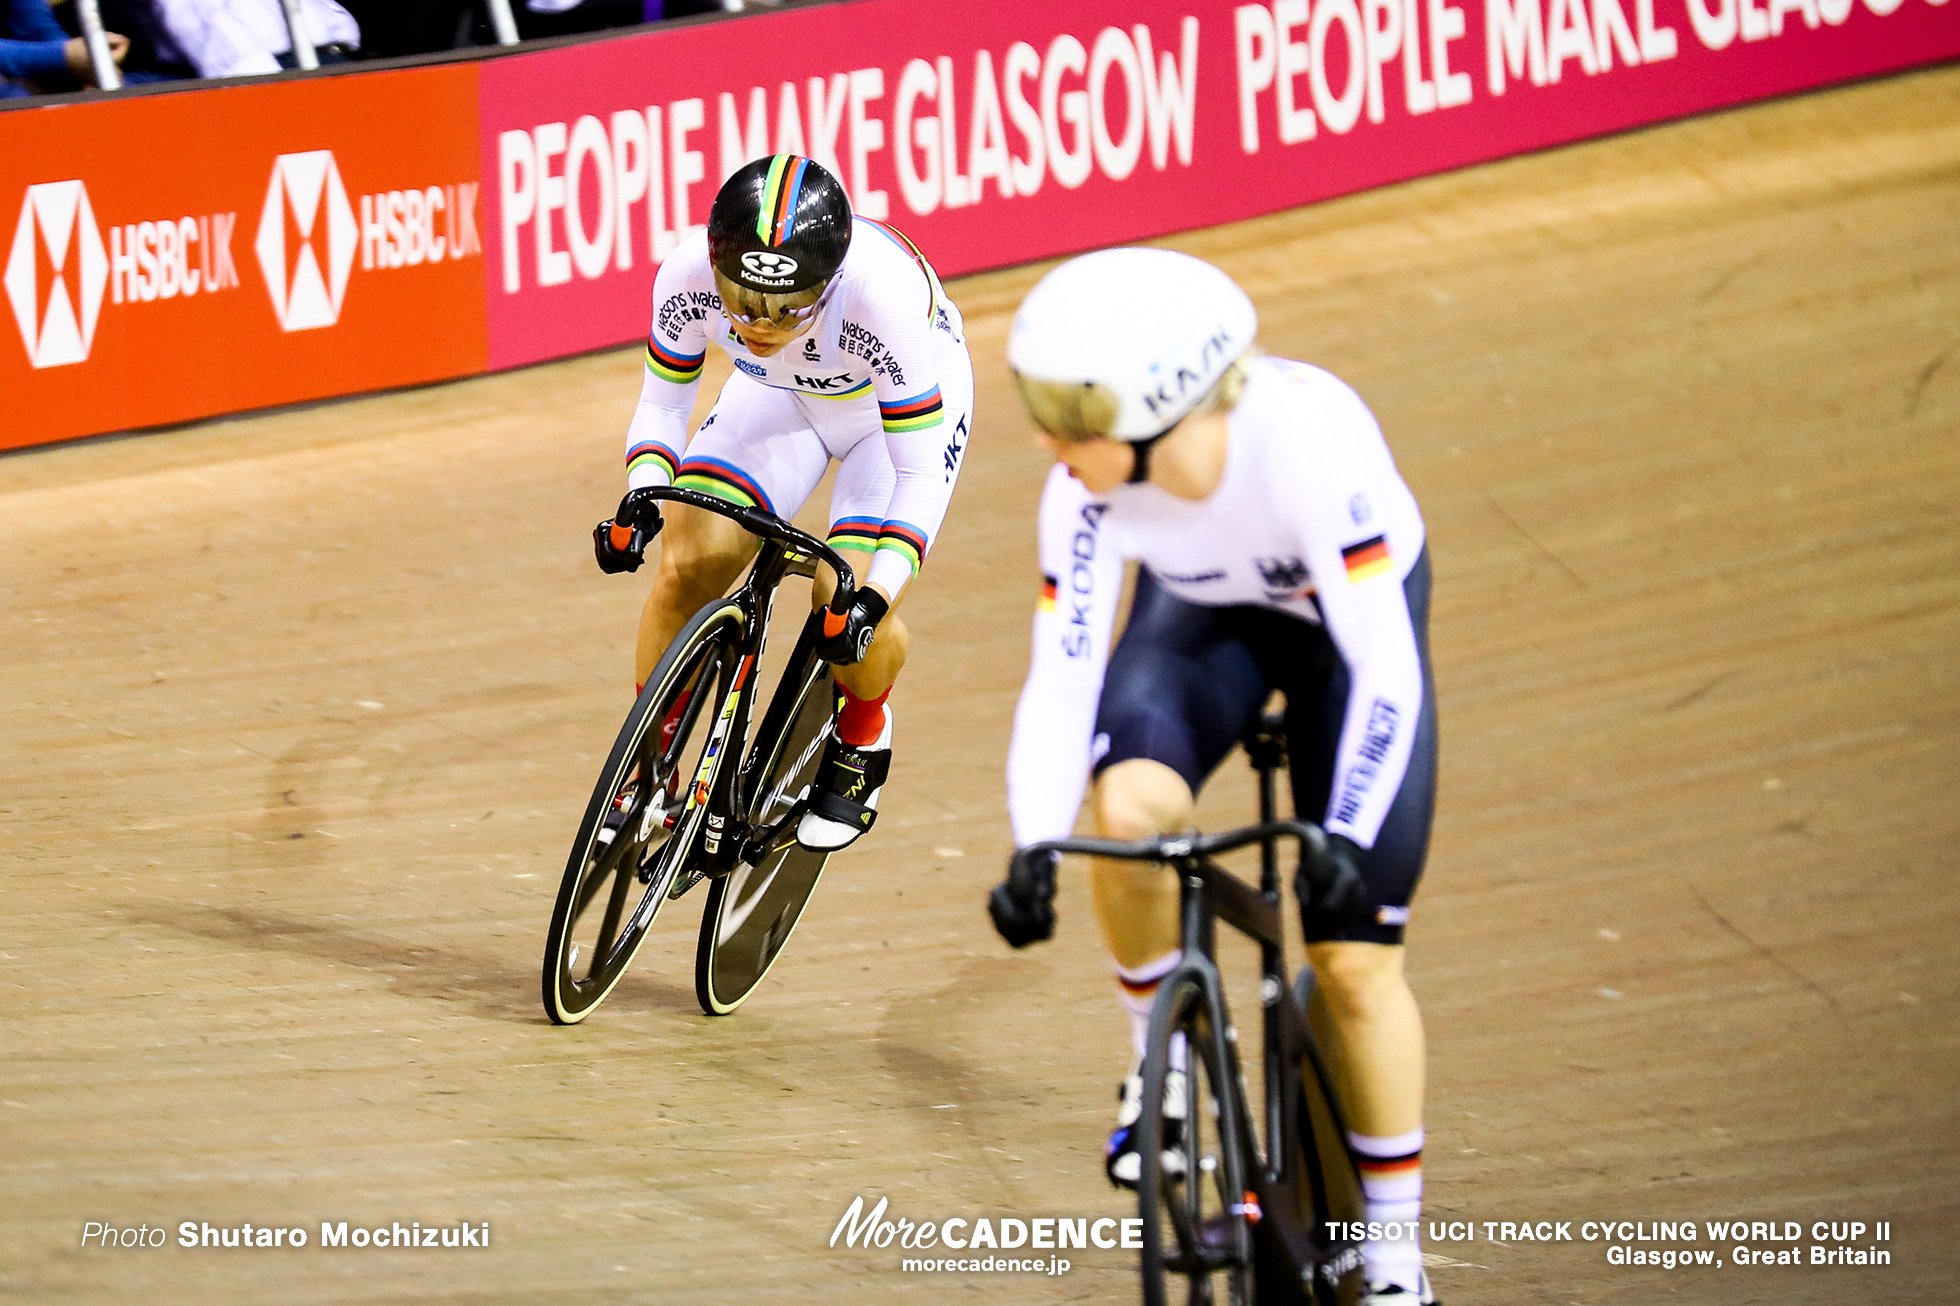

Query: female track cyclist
[[593, 155, 973, 852], [989, 248, 1439, 1304]]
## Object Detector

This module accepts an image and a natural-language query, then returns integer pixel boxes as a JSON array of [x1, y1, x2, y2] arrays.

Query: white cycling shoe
[[796, 707, 893, 852], [1361, 1271, 1437, 1304], [1105, 1066, 1188, 1189]]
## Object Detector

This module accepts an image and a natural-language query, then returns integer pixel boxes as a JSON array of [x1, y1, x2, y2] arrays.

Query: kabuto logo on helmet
[[740, 250, 799, 284]]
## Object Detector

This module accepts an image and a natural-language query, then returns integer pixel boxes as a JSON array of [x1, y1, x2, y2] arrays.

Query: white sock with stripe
[[1349, 1126, 1424, 1291], [1114, 950, 1182, 1065]]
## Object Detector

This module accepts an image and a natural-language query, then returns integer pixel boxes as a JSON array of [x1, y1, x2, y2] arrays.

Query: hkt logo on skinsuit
[[5, 181, 109, 369], [255, 151, 359, 332]]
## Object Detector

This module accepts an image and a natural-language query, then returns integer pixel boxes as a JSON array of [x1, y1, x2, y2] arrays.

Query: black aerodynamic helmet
[[707, 154, 853, 302]]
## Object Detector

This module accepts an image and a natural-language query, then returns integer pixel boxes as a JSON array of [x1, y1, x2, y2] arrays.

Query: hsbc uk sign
[[252, 150, 481, 334], [4, 151, 481, 368], [7, 179, 243, 370], [255, 150, 358, 333], [6, 181, 109, 370]]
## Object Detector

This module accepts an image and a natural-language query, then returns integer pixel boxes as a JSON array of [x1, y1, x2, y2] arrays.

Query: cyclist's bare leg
[[811, 547, 909, 700], [1303, 939, 1425, 1137], [1307, 938, 1427, 1291], [1088, 759, 1191, 969], [635, 504, 759, 688]]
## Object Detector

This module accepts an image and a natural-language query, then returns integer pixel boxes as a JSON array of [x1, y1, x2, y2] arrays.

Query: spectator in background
[[2, 0, 127, 95], [336, 0, 468, 59], [343, 0, 648, 54], [71, 0, 197, 80], [147, 0, 359, 77], [516, 0, 642, 38], [645, 0, 725, 17]]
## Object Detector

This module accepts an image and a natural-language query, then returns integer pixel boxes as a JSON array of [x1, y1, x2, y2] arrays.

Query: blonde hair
[[1016, 351, 1257, 442]]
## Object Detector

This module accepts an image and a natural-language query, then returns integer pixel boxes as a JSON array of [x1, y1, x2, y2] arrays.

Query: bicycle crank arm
[[738, 800, 812, 866]]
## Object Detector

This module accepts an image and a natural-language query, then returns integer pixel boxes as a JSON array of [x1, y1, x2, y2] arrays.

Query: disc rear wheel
[[694, 656, 836, 1016]]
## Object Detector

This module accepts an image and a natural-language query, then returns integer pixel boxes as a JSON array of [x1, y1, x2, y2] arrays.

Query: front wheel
[[1139, 969, 1254, 1306], [541, 600, 743, 1024]]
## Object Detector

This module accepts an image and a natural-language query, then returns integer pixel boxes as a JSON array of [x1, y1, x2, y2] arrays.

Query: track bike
[[543, 485, 861, 1023], [1008, 714, 1368, 1306]]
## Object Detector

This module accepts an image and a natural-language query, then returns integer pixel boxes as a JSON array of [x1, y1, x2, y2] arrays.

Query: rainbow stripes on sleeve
[[627, 440, 679, 484], [874, 520, 929, 575], [1341, 534, 1393, 582], [879, 386, 943, 435], [645, 334, 704, 386], [825, 516, 884, 553], [825, 516, 930, 579]]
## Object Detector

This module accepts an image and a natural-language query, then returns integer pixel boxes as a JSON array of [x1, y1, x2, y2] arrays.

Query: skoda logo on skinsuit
[[254, 151, 358, 332], [5, 180, 109, 369], [741, 250, 798, 281]]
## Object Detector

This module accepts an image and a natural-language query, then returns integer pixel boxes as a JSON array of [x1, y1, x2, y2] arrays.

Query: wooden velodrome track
[[4, 64, 1956, 1305]]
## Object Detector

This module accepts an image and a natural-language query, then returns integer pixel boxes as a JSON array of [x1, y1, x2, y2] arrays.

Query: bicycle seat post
[[1243, 711, 1288, 897]]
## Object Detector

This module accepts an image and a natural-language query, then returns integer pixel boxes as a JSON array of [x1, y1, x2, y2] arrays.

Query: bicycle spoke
[[589, 855, 637, 966]]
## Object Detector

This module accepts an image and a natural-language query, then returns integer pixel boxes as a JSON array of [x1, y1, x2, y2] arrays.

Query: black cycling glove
[[1294, 833, 1370, 935], [814, 588, 889, 665], [593, 488, 664, 574], [989, 849, 1058, 948]]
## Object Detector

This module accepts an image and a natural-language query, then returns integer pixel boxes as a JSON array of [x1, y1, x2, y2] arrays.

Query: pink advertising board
[[476, 0, 1960, 369], [6, 0, 1953, 447]]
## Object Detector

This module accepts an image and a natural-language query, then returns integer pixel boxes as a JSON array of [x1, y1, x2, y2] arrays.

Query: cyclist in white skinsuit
[[593, 154, 973, 851], [989, 249, 1439, 1305]]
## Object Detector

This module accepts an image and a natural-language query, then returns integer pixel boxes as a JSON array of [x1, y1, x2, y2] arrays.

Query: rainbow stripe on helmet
[[756, 155, 812, 246]]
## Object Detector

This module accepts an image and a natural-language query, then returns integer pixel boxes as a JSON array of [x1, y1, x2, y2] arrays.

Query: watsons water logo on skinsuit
[[255, 151, 360, 332], [5, 181, 109, 369]]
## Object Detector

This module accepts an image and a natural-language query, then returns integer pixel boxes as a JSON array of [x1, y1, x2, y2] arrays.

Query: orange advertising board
[[0, 66, 485, 451]]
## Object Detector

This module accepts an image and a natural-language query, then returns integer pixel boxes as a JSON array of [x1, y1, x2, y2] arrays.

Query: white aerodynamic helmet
[[1008, 247, 1258, 442]]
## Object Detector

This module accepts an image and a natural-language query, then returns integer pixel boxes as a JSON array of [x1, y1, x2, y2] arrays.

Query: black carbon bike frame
[[1010, 714, 1367, 1304]]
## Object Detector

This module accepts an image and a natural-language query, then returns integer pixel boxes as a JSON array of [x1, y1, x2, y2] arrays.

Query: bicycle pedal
[[668, 867, 705, 900]]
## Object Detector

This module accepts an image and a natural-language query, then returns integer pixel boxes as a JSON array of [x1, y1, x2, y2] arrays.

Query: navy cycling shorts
[[1091, 551, 1437, 946]]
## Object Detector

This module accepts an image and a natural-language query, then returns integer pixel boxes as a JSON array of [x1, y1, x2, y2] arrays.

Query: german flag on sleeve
[[1038, 574, 1058, 613], [1341, 534, 1392, 582]]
